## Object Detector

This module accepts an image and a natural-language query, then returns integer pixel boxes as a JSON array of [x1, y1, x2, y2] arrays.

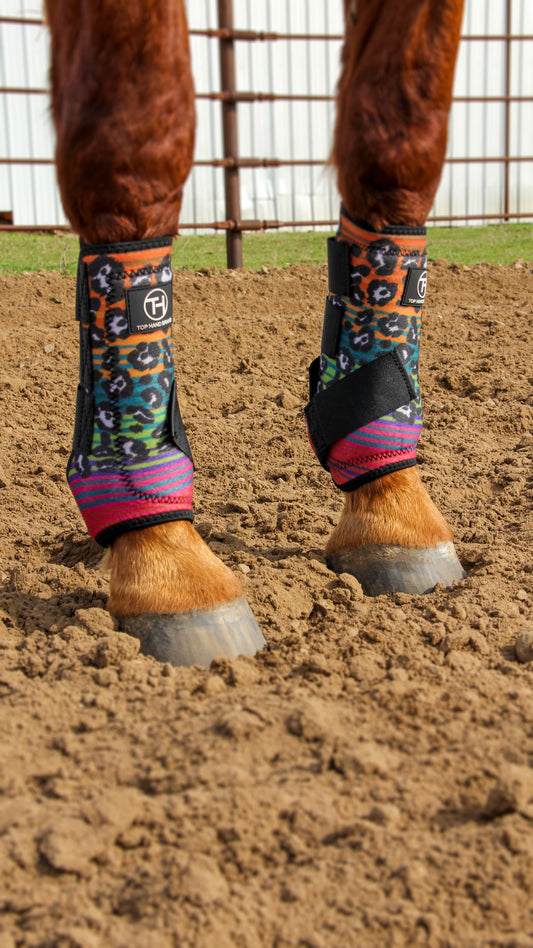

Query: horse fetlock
[[325, 468, 465, 595], [326, 468, 453, 551], [106, 521, 243, 618], [106, 521, 266, 667]]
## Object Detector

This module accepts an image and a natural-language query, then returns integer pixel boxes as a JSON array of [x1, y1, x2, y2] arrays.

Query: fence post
[[217, 0, 243, 268], [504, 0, 512, 222]]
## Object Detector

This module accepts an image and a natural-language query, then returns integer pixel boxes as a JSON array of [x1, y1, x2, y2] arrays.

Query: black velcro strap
[[308, 356, 321, 402], [169, 380, 194, 465], [321, 296, 345, 358], [305, 347, 416, 468], [327, 237, 351, 296], [71, 253, 94, 455]]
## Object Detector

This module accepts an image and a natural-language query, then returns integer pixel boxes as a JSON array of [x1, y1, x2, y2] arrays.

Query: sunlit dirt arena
[[0, 260, 532, 947]]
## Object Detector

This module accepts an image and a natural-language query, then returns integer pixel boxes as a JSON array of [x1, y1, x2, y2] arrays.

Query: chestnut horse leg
[[45, 0, 265, 665], [310, 0, 466, 593]]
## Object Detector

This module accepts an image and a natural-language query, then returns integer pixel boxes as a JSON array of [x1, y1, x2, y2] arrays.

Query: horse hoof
[[326, 541, 465, 596], [119, 597, 266, 668]]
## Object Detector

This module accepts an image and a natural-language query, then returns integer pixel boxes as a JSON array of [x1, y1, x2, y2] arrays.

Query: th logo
[[143, 288, 169, 321]]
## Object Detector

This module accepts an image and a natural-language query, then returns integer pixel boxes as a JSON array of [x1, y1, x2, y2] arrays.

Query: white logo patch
[[143, 288, 169, 321], [417, 271, 427, 300]]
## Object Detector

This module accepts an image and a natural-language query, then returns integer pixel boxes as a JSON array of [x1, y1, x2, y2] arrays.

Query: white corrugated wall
[[0, 0, 532, 229], [0, 0, 62, 225]]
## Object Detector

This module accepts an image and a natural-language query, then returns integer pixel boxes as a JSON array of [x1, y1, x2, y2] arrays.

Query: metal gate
[[1, 0, 532, 267]]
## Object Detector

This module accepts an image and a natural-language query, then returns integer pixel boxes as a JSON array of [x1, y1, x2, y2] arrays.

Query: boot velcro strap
[[321, 296, 345, 358], [169, 380, 194, 464], [327, 237, 351, 296], [305, 347, 416, 469]]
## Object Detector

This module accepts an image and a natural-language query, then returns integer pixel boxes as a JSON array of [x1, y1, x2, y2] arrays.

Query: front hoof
[[119, 597, 266, 668], [326, 541, 465, 596]]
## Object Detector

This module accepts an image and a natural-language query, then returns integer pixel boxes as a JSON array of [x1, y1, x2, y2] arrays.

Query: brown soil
[[0, 260, 532, 948]]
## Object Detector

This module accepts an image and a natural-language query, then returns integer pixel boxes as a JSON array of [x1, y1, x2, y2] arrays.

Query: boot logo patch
[[144, 288, 169, 321], [127, 282, 172, 333], [400, 267, 427, 308]]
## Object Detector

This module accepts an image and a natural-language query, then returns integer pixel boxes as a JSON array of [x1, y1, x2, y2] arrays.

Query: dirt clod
[[483, 765, 533, 818], [515, 629, 533, 663]]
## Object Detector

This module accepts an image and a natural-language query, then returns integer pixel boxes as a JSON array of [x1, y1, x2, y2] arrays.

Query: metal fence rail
[[1, 0, 532, 267]]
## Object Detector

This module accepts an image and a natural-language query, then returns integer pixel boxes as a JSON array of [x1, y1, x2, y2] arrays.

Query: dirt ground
[[0, 258, 532, 948]]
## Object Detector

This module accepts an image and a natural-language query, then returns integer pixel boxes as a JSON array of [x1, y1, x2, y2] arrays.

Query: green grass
[[0, 222, 531, 275]]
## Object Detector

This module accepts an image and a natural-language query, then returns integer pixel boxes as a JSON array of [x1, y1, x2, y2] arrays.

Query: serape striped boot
[[306, 208, 428, 491], [67, 237, 194, 546]]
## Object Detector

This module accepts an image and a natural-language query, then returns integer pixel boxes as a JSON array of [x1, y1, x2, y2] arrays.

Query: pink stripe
[[132, 464, 194, 488], [70, 475, 193, 504], [73, 485, 192, 516], [327, 440, 402, 463], [331, 457, 417, 485], [329, 448, 416, 469], [330, 444, 417, 465], [83, 494, 194, 534], [73, 483, 192, 506], [342, 431, 416, 447], [348, 421, 421, 437], [70, 464, 193, 495], [329, 449, 416, 480]]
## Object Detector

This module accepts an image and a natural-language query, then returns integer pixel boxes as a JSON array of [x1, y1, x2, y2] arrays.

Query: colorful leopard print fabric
[[315, 210, 427, 490], [67, 237, 194, 546]]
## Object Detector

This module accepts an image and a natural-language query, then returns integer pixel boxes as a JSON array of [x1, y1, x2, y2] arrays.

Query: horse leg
[[306, 0, 466, 594], [45, 0, 265, 665]]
